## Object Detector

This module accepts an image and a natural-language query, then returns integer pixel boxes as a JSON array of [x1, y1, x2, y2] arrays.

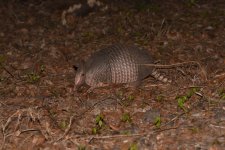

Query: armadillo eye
[[81, 73, 85, 76], [73, 65, 78, 71]]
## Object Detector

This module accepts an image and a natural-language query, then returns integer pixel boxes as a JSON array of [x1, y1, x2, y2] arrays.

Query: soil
[[0, 0, 224, 149]]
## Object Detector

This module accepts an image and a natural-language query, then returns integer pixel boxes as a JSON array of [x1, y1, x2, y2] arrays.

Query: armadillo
[[74, 44, 170, 90]]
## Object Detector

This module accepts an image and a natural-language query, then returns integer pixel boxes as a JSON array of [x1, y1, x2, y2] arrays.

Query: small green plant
[[116, 90, 123, 98], [49, 110, 56, 117], [96, 114, 104, 127], [199, 10, 210, 19], [83, 31, 94, 38], [120, 130, 131, 135], [0, 55, 6, 64], [190, 127, 199, 134], [176, 87, 200, 112], [124, 94, 135, 106], [177, 95, 188, 112], [27, 72, 40, 83], [0, 77, 3, 82], [221, 93, 225, 100], [50, 89, 60, 97], [40, 64, 45, 73], [116, 26, 124, 35], [82, 31, 95, 43], [118, 93, 135, 107], [156, 95, 164, 102], [128, 95, 135, 101], [129, 143, 138, 150], [135, 1, 159, 12], [78, 145, 86, 150], [92, 114, 105, 134], [187, 87, 199, 98], [187, 0, 198, 7], [154, 116, 161, 128], [121, 113, 132, 123], [0, 55, 6, 74], [218, 89, 225, 100], [92, 127, 98, 134], [59, 120, 68, 130]]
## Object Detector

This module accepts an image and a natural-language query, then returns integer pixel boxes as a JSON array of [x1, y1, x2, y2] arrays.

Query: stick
[[140, 61, 200, 68], [141, 61, 208, 80]]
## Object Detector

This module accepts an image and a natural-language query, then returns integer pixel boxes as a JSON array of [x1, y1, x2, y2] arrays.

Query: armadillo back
[[85, 44, 154, 87], [109, 44, 154, 83]]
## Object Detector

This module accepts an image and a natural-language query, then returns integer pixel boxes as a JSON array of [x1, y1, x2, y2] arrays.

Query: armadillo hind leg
[[151, 69, 172, 83]]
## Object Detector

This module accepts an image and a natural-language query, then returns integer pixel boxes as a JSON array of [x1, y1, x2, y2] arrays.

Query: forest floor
[[0, 0, 224, 149]]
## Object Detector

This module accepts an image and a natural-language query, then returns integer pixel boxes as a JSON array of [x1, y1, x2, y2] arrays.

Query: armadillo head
[[74, 61, 86, 91]]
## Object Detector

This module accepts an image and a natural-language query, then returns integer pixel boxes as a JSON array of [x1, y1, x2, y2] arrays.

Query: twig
[[19, 129, 40, 135], [209, 124, 225, 129], [0, 64, 14, 78], [142, 61, 198, 68], [214, 72, 225, 79], [161, 85, 205, 97], [1, 128, 6, 150], [141, 61, 207, 80], [84, 127, 178, 141], [0, 101, 6, 106]]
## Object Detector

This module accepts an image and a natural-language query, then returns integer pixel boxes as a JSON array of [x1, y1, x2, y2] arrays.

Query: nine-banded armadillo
[[74, 44, 170, 90]]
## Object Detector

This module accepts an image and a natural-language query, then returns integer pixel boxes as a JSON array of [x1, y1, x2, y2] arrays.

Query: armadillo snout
[[74, 70, 86, 89], [74, 61, 86, 90]]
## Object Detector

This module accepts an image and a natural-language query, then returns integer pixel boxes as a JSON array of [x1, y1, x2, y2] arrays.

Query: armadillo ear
[[73, 60, 85, 71], [73, 65, 78, 71]]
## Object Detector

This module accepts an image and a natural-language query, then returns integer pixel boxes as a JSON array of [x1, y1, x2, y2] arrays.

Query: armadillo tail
[[151, 70, 172, 83]]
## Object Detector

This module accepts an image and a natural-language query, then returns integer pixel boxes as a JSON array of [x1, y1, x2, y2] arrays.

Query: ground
[[0, 0, 224, 149]]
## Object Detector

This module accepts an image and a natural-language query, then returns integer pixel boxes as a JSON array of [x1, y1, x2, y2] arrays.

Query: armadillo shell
[[85, 44, 154, 87]]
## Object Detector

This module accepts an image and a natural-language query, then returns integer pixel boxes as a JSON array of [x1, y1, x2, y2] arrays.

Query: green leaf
[[95, 114, 104, 128], [154, 116, 161, 128], [40, 64, 45, 73], [27, 72, 40, 83], [59, 120, 67, 130], [128, 95, 134, 101], [0, 55, 5, 64], [156, 95, 164, 102], [129, 143, 138, 150], [96, 114, 104, 123], [177, 97, 187, 112], [78, 145, 86, 150], [121, 113, 132, 123], [92, 127, 97, 134], [98, 120, 103, 127]]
